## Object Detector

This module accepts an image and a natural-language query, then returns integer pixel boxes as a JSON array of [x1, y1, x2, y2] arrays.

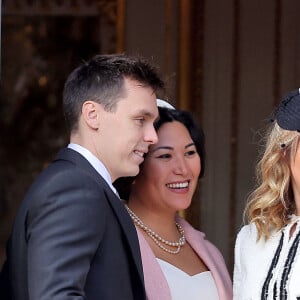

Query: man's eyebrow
[[135, 109, 158, 118]]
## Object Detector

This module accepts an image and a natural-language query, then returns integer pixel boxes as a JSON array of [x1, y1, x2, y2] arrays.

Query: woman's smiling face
[[132, 121, 201, 212]]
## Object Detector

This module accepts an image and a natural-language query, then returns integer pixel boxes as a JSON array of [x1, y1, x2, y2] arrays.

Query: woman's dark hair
[[114, 106, 206, 200]]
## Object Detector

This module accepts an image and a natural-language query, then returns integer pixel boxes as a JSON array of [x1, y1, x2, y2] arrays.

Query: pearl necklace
[[125, 204, 186, 254]]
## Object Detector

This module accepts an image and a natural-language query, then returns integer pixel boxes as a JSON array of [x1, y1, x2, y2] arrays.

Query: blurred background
[[1, 0, 300, 275]]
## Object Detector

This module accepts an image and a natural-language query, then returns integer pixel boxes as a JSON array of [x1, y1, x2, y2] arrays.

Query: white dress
[[233, 216, 300, 299], [157, 258, 219, 300]]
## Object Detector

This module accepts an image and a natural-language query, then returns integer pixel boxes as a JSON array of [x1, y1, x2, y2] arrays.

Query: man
[[0, 54, 164, 299]]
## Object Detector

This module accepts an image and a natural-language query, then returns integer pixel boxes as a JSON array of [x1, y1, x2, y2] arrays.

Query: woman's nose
[[173, 157, 189, 175]]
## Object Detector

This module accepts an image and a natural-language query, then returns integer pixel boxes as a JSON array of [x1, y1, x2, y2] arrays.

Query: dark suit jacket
[[0, 148, 146, 300]]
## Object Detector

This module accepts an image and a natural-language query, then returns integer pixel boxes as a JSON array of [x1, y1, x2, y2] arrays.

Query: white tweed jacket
[[233, 216, 300, 300]]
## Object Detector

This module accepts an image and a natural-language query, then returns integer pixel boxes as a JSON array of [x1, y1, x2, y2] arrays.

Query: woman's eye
[[185, 150, 197, 156], [157, 154, 171, 159]]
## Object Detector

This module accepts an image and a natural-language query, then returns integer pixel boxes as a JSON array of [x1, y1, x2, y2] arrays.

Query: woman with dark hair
[[115, 100, 232, 300]]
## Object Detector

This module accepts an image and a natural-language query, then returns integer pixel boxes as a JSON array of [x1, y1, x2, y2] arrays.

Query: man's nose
[[145, 125, 158, 145]]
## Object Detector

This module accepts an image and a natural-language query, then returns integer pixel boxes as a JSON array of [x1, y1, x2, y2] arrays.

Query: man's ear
[[82, 101, 100, 129]]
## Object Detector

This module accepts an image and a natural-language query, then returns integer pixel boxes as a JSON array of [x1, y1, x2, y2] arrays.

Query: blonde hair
[[245, 122, 300, 240]]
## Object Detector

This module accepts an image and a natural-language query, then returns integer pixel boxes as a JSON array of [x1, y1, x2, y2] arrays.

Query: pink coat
[[137, 217, 233, 300]]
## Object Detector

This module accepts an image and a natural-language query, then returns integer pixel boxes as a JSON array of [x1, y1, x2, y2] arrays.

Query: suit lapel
[[103, 188, 145, 280], [55, 148, 144, 282]]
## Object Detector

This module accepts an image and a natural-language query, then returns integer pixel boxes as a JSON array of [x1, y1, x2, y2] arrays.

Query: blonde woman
[[233, 89, 300, 299]]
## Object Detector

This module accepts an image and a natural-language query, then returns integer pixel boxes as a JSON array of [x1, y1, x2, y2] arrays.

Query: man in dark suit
[[0, 54, 164, 299]]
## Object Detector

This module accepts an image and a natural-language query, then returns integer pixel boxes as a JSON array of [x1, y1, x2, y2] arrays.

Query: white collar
[[68, 143, 118, 196]]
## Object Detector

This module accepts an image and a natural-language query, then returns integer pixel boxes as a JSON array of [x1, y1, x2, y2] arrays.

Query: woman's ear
[[82, 101, 100, 129]]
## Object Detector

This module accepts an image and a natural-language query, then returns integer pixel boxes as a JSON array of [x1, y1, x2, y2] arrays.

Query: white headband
[[156, 98, 175, 109]]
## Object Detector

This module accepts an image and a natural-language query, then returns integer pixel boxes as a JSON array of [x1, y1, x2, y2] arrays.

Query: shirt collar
[[68, 143, 118, 196]]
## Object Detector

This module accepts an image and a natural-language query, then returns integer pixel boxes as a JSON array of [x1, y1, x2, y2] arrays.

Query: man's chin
[[129, 168, 140, 177], [119, 164, 140, 178]]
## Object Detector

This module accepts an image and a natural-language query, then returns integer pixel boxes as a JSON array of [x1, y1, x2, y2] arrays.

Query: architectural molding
[[2, 0, 116, 17]]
